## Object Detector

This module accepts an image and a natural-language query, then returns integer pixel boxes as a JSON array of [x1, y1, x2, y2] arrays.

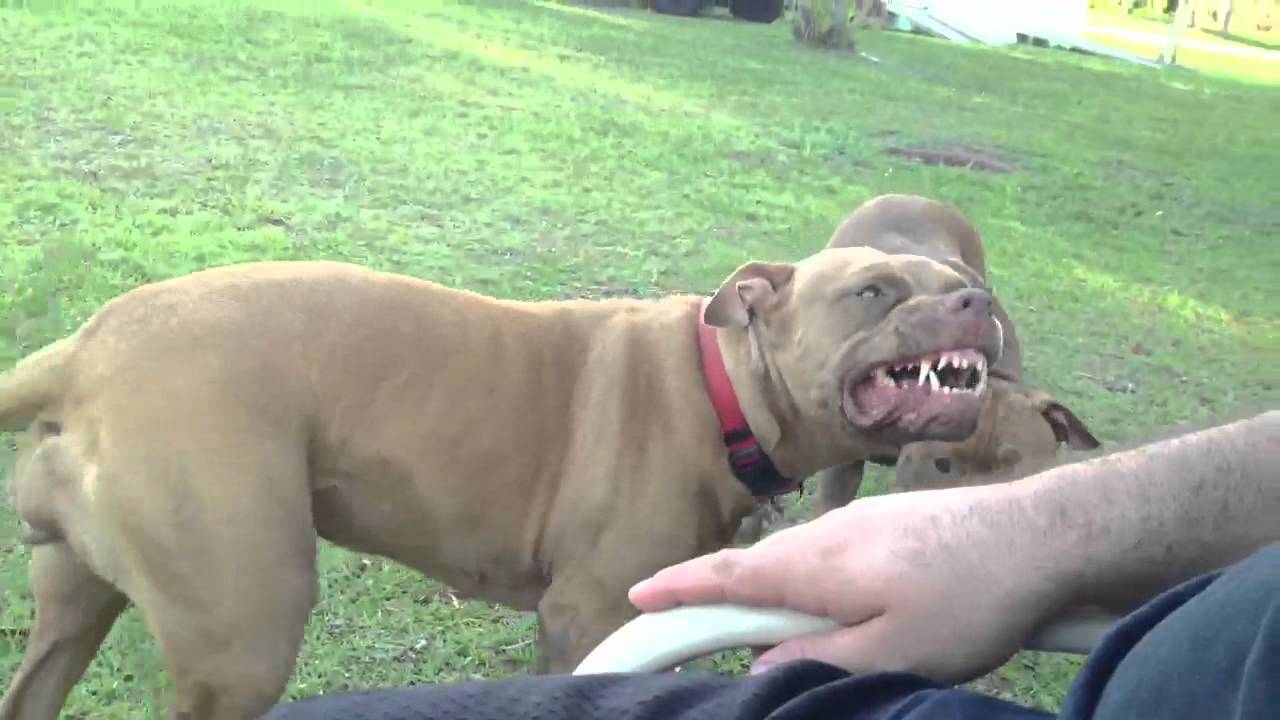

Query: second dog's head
[[892, 377, 1100, 490]]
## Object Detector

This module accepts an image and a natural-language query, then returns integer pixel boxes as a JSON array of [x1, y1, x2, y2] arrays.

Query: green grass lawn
[[1, 1, 1277, 717]]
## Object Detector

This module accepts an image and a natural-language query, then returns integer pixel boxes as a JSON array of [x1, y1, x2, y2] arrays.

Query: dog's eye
[[855, 284, 883, 299]]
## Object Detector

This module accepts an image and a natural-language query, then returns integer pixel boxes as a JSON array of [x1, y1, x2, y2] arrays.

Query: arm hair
[[1007, 408, 1277, 615]]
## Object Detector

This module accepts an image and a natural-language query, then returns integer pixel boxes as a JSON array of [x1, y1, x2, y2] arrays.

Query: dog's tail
[[0, 333, 77, 431]]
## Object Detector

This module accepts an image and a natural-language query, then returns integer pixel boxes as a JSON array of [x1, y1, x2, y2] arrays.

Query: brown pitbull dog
[[0, 252, 1001, 719], [806, 193, 1100, 518]]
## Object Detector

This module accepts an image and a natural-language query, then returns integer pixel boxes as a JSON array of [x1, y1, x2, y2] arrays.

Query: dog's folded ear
[[1040, 400, 1102, 450], [704, 261, 796, 329]]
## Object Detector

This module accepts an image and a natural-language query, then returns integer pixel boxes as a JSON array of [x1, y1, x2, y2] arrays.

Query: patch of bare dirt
[[884, 144, 1017, 173]]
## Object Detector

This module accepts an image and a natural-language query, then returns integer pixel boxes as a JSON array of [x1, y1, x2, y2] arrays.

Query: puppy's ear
[[704, 261, 796, 329], [1040, 400, 1101, 450]]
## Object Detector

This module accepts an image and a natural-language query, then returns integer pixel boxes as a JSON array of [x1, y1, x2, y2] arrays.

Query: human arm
[[1025, 408, 1277, 615], [627, 410, 1279, 682]]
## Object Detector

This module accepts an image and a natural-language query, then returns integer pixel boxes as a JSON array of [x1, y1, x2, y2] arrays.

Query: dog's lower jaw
[[842, 375, 988, 447]]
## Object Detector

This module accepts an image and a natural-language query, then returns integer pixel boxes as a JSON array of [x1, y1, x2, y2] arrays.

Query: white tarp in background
[[883, 0, 1160, 66], [886, 0, 1088, 45]]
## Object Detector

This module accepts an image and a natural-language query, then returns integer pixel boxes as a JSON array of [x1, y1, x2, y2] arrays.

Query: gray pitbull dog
[[0, 250, 1001, 720]]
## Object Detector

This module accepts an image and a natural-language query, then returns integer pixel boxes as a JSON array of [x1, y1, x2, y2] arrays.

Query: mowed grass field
[[1, 1, 1277, 717]]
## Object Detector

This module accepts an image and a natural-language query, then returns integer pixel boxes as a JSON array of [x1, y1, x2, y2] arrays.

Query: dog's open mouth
[[842, 348, 989, 435]]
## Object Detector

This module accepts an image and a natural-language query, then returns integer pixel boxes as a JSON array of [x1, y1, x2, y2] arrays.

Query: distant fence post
[[1161, 0, 1193, 63]]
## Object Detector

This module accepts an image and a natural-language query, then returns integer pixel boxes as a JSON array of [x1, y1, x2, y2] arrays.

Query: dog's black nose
[[944, 288, 993, 316]]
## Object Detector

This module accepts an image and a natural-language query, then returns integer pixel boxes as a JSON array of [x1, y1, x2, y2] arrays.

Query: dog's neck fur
[[712, 323, 857, 481]]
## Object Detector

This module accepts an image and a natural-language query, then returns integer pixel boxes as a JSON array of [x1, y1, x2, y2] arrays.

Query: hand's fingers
[[628, 544, 802, 612], [749, 615, 896, 677], [629, 515, 884, 616], [628, 548, 745, 611]]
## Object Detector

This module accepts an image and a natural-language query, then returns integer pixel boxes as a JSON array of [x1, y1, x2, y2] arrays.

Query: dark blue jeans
[[268, 543, 1279, 720]]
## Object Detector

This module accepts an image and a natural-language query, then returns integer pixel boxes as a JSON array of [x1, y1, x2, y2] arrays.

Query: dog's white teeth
[[918, 359, 932, 386], [927, 369, 940, 391], [959, 356, 969, 369], [874, 367, 893, 386]]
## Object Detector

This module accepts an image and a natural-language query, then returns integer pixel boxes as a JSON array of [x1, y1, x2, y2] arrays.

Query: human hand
[[628, 486, 1068, 683]]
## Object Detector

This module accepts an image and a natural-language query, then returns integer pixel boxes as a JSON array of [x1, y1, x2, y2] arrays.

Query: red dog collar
[[696, 299, 800, 498]]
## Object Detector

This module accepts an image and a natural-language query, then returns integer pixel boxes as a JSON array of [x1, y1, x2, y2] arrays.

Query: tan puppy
[[0, 252, 1002, 719], [892, 383, 1099, 491], [805, 194, 1099, 517]]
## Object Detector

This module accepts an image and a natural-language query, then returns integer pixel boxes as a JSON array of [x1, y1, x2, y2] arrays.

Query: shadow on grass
[[1204, 28, 1280, 51], [348, 3, 752, 131]]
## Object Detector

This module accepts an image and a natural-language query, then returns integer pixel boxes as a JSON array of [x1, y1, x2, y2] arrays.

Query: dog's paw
[[733, 498, 785, 545]]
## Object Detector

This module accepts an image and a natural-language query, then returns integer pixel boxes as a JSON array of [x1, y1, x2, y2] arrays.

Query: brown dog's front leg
[[536, 560, 667, 674], [813, 461, 866, 516]]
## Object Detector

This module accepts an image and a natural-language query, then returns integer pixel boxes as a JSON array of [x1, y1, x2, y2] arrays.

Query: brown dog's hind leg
[[147, 531, 316, 718], [143, 565, 315, 720], [103, 439, 319, 720], [813, 461, 866, 516], [0, 543, 129, 720]]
